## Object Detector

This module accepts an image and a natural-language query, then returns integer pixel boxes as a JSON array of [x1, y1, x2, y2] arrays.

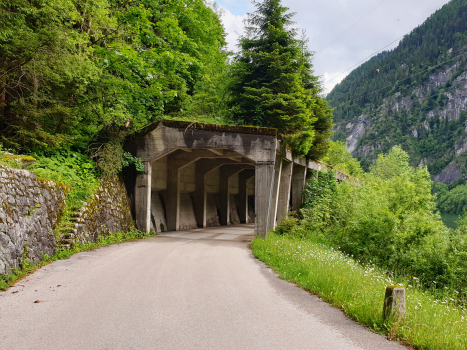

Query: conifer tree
[[228, 0, 333, 157]]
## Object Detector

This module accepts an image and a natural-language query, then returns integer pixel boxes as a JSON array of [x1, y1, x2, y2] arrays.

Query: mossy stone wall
[[65, 176, 134, 245], [0, 165, 70, 275]]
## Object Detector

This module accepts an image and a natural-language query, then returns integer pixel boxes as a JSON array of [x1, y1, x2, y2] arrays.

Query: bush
[[288, 146, 467, 303]]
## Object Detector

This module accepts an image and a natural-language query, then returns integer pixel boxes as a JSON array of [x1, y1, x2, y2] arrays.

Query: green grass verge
[[0, 228, 155, 291], [251, 233, 467, 350]]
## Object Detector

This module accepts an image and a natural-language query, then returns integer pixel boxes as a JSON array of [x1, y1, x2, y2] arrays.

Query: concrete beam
[[135, 161, 152, 233], [291, 164, 307, 211], [276, 159, 293, 224], [238, 169, 255, 224], [219, 164, 255, 226], [169, 149, 248, 169], [207, 149, 224, 155], [228, 157, 243, 162], [133, 121, 277, 164], [255, 162, 275, 237]]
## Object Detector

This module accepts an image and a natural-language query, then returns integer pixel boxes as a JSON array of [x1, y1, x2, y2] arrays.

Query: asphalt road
[[0, 224, 408, 350]]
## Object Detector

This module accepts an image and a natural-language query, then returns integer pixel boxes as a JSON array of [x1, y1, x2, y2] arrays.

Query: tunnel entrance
[[125, 120, 350, 237]]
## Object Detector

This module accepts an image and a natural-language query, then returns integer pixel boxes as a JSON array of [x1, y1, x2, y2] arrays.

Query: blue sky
[[215, 0, 452, 94]]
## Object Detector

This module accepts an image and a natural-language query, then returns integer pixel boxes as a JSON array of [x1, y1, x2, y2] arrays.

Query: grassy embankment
[[252, 233, 467, 350]]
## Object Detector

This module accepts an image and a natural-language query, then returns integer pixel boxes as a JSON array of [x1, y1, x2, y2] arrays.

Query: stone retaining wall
[[0, 165, 135, 276], [0, 165, 70, 275], [64, 177, 134, 245]]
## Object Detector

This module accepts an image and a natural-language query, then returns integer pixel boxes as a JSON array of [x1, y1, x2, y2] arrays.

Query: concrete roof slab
[[131, 121, 278, 163]]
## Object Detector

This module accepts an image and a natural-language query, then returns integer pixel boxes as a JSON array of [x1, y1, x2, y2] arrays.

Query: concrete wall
[[0, 165, 69, 275], [151, 192, 167, 232], [206, 194, 220, 227], [151, 157, 167, 191], [206, 168, 220, 194]]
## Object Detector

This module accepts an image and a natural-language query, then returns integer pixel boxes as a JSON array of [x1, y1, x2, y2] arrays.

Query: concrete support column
[[166, 161, 180, 232], [238, 169, 255, 224], [291, 164, 307, 211], [193, 171, 207, 228], [219, 169, 230, 226], [255, 162, 275, 237], [270, 154, 283, 230], [135, 161, 152, 233], [276, 160, 293, 224], [219, 165, 254, 226]]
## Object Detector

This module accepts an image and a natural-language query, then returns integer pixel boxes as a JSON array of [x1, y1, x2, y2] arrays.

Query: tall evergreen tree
[[228, 0, 333, 157]]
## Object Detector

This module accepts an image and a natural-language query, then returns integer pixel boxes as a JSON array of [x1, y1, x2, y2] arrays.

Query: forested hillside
[[327, 0, 467, 186]]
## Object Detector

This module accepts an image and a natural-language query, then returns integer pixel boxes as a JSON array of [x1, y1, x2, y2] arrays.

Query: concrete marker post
[[383, 285, 406, 321]]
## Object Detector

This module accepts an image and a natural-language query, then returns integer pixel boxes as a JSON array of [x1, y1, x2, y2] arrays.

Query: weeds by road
[[252, 233, 467, 350]]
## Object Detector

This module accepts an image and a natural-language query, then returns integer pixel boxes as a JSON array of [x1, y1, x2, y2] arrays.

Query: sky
[[215, 0, 452, 94]]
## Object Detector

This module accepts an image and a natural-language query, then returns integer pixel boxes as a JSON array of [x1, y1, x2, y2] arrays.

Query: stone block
[[383, 285, 406, 320]]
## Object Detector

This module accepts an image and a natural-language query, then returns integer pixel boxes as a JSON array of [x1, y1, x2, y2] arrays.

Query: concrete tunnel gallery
[[124, 120, 348, 237]]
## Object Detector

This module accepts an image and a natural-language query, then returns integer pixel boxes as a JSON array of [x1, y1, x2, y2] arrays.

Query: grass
[[251, 233, 467, 350], [0, 228, 156, 291]]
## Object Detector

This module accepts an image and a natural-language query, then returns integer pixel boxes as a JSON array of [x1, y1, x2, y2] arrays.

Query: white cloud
[[220, 8, 246, 52], [323, 71, 349, 94]]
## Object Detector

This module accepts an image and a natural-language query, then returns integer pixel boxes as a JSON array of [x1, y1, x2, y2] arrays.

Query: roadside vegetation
[[0, 228, 155, 291], [252, 143, 467, 349], [252, 234, 467, 350]]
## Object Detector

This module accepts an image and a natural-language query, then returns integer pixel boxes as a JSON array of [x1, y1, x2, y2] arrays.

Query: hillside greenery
[[0, 0, 228, 155], [327, 0, 467, 174], [328, 0, 467, 124], [280, 146, 467, 304]]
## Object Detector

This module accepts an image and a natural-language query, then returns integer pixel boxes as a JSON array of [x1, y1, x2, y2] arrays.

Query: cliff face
[[333, 61, 467, 183], [328, 0, 467, 183]]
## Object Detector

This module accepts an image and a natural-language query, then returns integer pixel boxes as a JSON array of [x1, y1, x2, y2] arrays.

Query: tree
[[0, 0, 228, 152], [228, 0, 333, 157], [322, 140, 363, 176], [0, 0, 111, 149]]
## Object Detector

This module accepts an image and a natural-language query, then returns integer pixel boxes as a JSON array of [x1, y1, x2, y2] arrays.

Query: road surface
[[0, 224, 408, 349]]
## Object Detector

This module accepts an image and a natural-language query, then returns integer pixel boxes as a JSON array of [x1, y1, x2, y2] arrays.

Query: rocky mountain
[[327, 0, 467, 184]]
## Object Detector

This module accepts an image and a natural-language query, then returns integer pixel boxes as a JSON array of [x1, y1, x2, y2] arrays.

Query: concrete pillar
[[238, 169, 255, 223], [193, 160, 254, 228], [166, 161, 180, 231], [219, 165, 253, 225], [291, 164, 307, 211], [219, 169, 230, 226], [270, 154, 283, 230], [383, 286, 406, 320], [135, 161, 152, 233], [255, 162, 275, 237], [276, 160, 293, 224], [193, 169, 207, 228]]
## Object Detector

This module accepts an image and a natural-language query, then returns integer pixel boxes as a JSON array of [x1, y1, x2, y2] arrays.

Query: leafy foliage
[[27, 149, 100, 210], [433, 180, 467, 214], [277, 146, 467, 300], [228, 0, 333, 157], [321, 140, 363, 176], [0, 0, 229, 152]]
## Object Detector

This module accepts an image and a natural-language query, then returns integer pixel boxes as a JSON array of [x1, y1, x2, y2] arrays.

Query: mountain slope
[[327, 0, 467, 182]]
